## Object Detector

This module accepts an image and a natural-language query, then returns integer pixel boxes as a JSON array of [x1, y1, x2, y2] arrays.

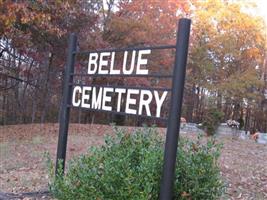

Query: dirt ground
[[0, 123, 266, 200]]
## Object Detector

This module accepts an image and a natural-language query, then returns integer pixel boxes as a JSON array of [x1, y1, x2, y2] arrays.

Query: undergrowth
[[46, 126, 224, 200]]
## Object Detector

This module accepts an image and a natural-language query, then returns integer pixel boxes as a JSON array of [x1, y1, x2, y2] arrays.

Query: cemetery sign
[[56, 18, 191, 200]]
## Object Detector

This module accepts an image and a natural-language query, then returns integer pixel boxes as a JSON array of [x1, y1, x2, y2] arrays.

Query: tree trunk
[[40, 53, 54, 123], [31, 98, 37, 123]]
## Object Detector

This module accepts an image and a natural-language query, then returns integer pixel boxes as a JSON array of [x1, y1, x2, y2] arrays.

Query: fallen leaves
[[0, 123, 266, 199]]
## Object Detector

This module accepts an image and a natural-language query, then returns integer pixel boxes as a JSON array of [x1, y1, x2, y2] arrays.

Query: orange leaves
[[244, 47, 262, 60], [109, 0, 191, 46], [186, 0, 266, 104], [102, 0, 191, 91]]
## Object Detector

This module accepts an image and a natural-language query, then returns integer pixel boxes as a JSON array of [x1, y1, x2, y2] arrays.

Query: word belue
[[72, 50, 168, 118]]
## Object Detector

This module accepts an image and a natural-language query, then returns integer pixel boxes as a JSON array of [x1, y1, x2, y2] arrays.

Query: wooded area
[[0, 0, 266, 132]]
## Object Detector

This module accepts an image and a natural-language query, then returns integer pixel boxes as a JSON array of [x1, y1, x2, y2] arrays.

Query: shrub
[[174, 137, 224, 199], [47, 127, 224, 200], [202, 108, 224, 136]]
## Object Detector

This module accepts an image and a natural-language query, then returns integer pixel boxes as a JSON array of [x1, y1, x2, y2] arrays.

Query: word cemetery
[[72, 86, 167, 117], [56, 18, 191, 200]]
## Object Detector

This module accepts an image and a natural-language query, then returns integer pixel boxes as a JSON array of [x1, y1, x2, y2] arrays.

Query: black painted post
[[159, 18, 191, 199], [56, 33, 77, 175]]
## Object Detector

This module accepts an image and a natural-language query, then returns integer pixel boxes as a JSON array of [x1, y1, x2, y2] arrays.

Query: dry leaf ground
[[0, 124, 266, 200]]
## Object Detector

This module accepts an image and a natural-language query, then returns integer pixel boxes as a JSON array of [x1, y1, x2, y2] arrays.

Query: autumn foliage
[[0, 0, 266, 132]]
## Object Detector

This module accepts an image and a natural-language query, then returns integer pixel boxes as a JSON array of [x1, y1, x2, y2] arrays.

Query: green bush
[[202, 108, 224, 136], [48, 127, 224, 200]]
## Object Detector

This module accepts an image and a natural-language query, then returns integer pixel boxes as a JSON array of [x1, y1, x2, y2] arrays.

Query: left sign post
[[55, 33, 77, 175]]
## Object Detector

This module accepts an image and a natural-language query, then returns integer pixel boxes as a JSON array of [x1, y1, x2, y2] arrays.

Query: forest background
[[0, 0, 266, 133]]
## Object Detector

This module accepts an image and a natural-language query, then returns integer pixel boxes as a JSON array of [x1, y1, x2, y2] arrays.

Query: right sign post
[[159, 18, 191, 200]]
